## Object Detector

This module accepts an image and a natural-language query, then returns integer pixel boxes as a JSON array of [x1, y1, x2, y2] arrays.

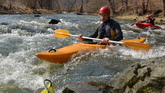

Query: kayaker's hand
[[101, 37, 110, 44], [77, 34, 84, 41]]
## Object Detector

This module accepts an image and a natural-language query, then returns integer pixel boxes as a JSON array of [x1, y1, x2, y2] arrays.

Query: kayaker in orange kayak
[[140, 15, 155, 25], [77, 6, 123, 44]]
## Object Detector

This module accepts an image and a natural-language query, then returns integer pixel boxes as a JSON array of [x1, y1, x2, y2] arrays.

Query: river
[[0, 13, 164, 93]]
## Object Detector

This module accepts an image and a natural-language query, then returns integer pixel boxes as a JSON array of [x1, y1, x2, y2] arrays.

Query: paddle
[[41, 79, 54, 93], [54, 29, 151, 51], [131, 22, 136, 26]]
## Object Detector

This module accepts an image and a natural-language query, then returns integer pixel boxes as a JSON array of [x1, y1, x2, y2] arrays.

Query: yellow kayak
[[36, 38, 146, 63]]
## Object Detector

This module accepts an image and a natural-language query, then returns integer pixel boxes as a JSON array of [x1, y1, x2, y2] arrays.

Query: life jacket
[[97, 19, 117, 39], [145, 18, 155, 25]]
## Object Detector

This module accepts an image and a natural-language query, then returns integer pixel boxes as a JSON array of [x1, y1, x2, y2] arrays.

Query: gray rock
[[62, 56, 165, 93], [108, 56, 165, 93], [62, 82, 110, 93]]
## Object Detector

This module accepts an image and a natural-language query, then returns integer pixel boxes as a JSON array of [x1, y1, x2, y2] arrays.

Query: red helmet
[[99, 6, 110, 14], [146, 15, 151, 18]]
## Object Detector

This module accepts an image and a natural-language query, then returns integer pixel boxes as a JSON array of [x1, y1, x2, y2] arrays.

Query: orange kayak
[[36, 38, 146, 63]]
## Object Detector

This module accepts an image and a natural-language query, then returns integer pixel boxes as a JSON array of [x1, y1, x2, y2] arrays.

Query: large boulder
[[62, 56, 165, 93], [109, 56, 165, 93]]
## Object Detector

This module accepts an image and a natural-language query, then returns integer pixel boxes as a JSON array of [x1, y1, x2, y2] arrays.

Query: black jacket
[[141, 18, 155, 25], [89, 19, 123, 41]]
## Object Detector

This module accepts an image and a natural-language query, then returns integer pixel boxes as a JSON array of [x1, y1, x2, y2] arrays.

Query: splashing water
[[0, 13, 164, 92]]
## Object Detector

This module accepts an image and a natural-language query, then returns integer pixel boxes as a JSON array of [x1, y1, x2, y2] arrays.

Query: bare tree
[[79, 0, 83, 13], [52, 0, 61, 12], [132, 0, 138, 14], [107, 0, 115, 15], [162, 0, 165, 16], [68, 0, 77, 12], [122, 0, 128, 14], [0, 0, 164, 15], [141, 0, 149, 14]]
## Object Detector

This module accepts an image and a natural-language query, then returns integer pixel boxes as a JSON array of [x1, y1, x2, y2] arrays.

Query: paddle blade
[[131, 23, 135, 26], [41, 79, 55, 93], [121, 38, 146, 43], [122, 42, 151, 51], [41, 83, 55, 93], [54, 29, 71, 38]]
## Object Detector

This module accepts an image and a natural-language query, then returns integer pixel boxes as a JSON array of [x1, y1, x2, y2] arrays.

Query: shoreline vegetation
[[1, 11, 165, 25], [1, 10, 165, 24], [0, 3, 165, 24]]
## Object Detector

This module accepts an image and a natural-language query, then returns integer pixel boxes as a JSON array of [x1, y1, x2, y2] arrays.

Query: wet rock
[[49, 19, 61, 24], [62, 56, 165, 93], [62, 82, 110, 93], [108, 56, 165, 93], [63, 87, 74, 93], [0, 22, 9, 25], [34, 15, 41, 17]]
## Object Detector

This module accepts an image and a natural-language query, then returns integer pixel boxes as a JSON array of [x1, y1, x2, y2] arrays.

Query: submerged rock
[[34, 15, 41, 17]]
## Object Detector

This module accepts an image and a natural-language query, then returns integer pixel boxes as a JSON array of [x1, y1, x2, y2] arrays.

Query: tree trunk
[[162, 0, 165, 16], [132, 0, 138, 14], [123, 0, 128, 14], [141, 0, 149, 15], [107, 0, 115, 15], [54, 0, 61, 12], [79, 0, 83, 13]]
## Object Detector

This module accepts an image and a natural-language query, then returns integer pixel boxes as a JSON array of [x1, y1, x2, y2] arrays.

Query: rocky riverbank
[[63, 56, 165, 93]]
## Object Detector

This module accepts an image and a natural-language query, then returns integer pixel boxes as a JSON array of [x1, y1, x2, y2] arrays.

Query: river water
[[0, 13, 164, 93]]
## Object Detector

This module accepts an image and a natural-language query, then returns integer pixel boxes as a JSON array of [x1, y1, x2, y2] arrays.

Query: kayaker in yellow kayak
[[77, 6, 123, 44]]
